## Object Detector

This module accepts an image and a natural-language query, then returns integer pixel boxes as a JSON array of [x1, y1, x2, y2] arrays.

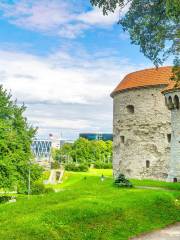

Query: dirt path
[[131, 223, 180, 240]]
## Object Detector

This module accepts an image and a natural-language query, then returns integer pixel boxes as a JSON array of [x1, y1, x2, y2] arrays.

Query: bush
[[94, 161, 112, 169], [0, 196, 12, 204], [65, 163, 88, 172], [31, 183, 46, 195], [114, 174, 133, 188], [42, 171, 50, 181], [31, 183, 54, 195], [17, 164, 43, 194], [51, 161, 60, 169], [44, 187, 54, 194]]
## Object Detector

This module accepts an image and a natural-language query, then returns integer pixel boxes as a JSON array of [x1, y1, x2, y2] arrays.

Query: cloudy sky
[[0, 0, 162, 139]]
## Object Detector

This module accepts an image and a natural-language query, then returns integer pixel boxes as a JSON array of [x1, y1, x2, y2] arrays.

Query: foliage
[[0, 195, 12, 204], [0, 85, 42, 191], [114, 173, 133, 188], [54, 138, 112, 167], [65, 162, 89, 172], [171, 57, 180, 83], [0, 172, 179, 239], [31, 182, 54, 195], [44, 187, 55, 194], [91, 0, 180, 80], [42, 171, 51, 181], [51, 161, 60, 169], [94, 161, 112, 169], [54, 143, 73, 163], [17, 163, 43, 194], [31, 182, 45, 195]]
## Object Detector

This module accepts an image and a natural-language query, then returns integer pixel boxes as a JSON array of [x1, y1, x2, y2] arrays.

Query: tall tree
[[91, 0, 180, 80], [0, 85, 42, 191]]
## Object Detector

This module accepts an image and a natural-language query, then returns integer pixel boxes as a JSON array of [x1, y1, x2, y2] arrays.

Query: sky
[[0, 0, 167, 139]]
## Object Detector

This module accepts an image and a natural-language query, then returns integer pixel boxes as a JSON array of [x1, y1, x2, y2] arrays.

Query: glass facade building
[[31, 139, 52, 162], [79, 133, 113, 141]]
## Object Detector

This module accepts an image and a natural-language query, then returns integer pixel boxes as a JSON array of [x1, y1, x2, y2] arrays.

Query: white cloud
[[0, 50, 114, 105], [77, 7, 119, 26], [0, 47, 145, 137], [29, 116, 91, 130], [0, 0, 128, 38], [0, 0, 73, 31]]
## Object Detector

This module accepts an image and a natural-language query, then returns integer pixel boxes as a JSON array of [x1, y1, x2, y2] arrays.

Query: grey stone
[[112, 86, 171, 180]]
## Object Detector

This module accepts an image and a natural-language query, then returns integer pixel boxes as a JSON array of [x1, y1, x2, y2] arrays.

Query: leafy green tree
[[91, 0, 180, 79], [71, 138, 91, 163], [55, 143, 73, 163], [54, 138, 112, 166], [0, 85, 42, 191]]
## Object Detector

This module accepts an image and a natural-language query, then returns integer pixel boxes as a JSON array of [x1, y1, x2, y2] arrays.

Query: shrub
[[94, 161, 112, 169], [42, 171, 50, 181], [65, 163, 88, 172], [51, 161, 60, 169], [31, 182, 46, 195], [44, 187, 54, 194], [31, 182, 54, 195], [17, 164, 43, 194], [114, 174, 133, 188], [0, 196, 12, 204]]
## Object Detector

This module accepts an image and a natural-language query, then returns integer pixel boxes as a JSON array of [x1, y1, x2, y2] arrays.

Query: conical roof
[[111, 66, 173, 97]]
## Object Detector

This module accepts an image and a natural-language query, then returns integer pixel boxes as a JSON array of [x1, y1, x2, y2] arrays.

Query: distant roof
[[111, 66, 173, 97]]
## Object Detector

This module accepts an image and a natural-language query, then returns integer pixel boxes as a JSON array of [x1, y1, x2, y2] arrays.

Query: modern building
[[111, 66, 176, 181], [32, 134, 74, 163], [31, 138, 52, 162], [79, 133, 113, 141], [59, 139, 74, 147]]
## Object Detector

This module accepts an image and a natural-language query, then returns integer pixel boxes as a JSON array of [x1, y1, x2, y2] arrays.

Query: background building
[[31, 138, 52, 162], [32, 134, 74, 163], [79, 133, 113, 141], [111, 66, 172, 180]]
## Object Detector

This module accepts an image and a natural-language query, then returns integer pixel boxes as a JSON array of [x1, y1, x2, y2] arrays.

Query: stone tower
[[163, 86, 180, 182], [111, 67, 173, 180]]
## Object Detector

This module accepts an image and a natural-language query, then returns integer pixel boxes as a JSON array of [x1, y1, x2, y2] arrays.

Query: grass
[[132, 178, 180, 191], [0, 170, 179, 240]]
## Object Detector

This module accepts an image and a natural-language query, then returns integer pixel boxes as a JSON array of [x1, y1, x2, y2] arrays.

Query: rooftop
[[111, 66, 173, 97]]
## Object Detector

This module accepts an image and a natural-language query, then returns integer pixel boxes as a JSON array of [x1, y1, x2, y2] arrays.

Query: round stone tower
[[163, 84, 180, 182], [111, 66, 173, 180]]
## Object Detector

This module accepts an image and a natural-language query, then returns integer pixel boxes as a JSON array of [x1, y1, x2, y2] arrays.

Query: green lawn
[[0, 170, 180, 240], [132, 178, 180, 191]]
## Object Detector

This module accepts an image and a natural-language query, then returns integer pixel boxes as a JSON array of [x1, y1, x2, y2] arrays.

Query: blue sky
[[0, 0, 160, 139]]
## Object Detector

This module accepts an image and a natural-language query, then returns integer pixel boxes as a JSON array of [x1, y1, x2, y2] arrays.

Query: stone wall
[[113, 85, 171, 180], [164, 91, 180, 181]]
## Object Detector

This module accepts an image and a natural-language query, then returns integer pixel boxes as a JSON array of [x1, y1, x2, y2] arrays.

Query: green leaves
[[54, 138, 113, 165], [91, 0, 180, 80], [0, 85, 41, 191], [90, 0, 128, 15]]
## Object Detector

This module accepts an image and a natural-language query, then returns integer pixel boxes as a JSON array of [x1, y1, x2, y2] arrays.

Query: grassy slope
[[0, 170, 180, 240]]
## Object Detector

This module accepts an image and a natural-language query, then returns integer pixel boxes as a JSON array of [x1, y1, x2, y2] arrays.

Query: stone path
[[131, 223, 180, 240], [135, 186, 175, 191]]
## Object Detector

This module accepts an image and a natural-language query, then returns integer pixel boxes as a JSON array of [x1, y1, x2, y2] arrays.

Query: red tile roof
[[162, 81, 180, 93], [111, 66, 173, 97]]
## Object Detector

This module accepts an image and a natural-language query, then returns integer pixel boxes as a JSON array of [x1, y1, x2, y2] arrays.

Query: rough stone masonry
[[111, 66, 179, 181]]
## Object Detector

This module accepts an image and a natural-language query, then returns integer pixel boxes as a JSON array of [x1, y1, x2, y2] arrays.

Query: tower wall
[[164, 91, 180, 181], [113, 85, 171, 180]]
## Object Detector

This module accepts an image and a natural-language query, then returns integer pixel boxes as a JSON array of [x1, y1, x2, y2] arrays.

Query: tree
[[91, 0, 180, 80], [54, 143, 73, 163], [53, 138, 112, 166], [0, 85, 42, 192]]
